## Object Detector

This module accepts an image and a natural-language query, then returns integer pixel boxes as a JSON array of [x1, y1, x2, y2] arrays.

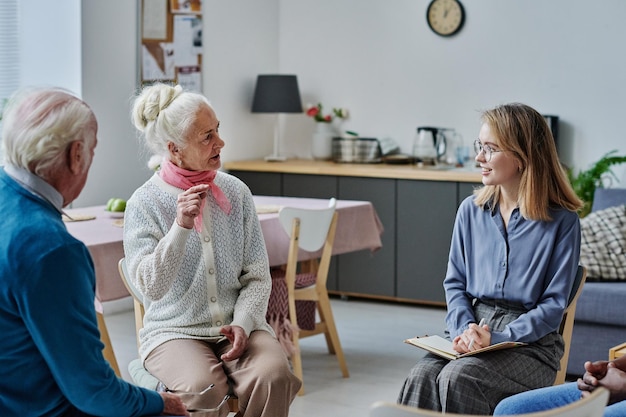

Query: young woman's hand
[[453, 322, 491, 353]]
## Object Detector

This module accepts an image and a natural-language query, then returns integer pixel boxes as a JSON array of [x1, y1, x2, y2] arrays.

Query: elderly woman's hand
[[219, 325, 248, 361], [176, 184, 210, 229]]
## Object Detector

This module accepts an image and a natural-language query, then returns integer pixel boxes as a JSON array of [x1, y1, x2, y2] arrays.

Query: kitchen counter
[[223, 159, 482, 183]]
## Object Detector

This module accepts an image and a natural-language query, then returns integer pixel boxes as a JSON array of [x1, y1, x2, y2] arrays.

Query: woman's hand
[[176, 184, 210, 229], [452, 322, 491, 353], [159, 392, 189, 416], [219, 325, 248, 361]]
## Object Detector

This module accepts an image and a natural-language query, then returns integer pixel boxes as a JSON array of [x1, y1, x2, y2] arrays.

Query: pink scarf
[[159, 159, 231, 232]]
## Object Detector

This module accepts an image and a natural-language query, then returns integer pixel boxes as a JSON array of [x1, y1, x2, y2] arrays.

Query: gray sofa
[[566, 188, 626, 376]]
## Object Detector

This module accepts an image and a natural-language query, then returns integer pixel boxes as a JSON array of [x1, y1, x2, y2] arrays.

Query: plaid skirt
[[397, 299, 564, 415]]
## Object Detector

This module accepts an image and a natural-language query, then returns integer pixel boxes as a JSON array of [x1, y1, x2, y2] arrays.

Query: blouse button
[[215, 321, 222, 326], [204, 236, 210, 242], [209, 268, 215, 274], [210, 296, 217, 303]]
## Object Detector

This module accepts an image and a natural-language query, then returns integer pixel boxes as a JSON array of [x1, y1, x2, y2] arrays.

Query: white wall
[[19, 0, 82, 94], [76, 0, 147, 208], [275, 0, 626, 183], [203, 0, 280, 163], [17, 0, 626, 206]]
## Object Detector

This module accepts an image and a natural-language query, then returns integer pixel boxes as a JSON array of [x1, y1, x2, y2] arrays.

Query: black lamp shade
[[251, 75, 303, 113]]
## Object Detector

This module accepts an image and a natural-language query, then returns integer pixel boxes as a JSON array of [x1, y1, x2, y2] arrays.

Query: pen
[[468, 318, 485, 350]]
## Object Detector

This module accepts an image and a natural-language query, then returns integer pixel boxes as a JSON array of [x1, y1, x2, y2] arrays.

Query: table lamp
[[251, 74, 303, 161]]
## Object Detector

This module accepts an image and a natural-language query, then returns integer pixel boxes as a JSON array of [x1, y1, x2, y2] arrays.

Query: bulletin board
[[139, 0, 203, 92]]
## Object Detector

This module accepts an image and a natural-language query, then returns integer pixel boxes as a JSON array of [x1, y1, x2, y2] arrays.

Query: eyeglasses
[[473, 139, 503, 162]]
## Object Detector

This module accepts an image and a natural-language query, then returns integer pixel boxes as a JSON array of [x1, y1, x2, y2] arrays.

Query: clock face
[[427, 0, 465, 37]]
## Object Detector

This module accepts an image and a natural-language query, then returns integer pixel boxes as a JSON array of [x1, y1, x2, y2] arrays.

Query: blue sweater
[[0, 169, 163, 416]]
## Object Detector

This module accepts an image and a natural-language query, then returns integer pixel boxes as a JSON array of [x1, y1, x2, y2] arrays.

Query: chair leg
[[228, 396, 242, 417], [316, 292, 349, 378], [96, 312, 121, 377], [291, 330, 305, 396]]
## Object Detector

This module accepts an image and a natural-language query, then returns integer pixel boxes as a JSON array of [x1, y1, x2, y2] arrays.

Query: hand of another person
[[176, 184, 210, 229], [219, 325, 248, 361], [580, 362, 626, 404], [159, 392, 190, 416], [452, 322, 490, 353], [578, 359, 610, 394], [599, 363, 626, 404]]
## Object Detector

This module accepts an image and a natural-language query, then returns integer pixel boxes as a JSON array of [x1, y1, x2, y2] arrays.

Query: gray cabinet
[[337, 177, 395, 297], [396, 180, 457, 303], [228, 170, 281, 196], [227, 168, 481, 305]]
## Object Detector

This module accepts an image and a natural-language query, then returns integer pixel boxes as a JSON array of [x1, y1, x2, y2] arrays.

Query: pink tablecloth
[[64, 206, 127, 311], [65, 197, 384, 306]]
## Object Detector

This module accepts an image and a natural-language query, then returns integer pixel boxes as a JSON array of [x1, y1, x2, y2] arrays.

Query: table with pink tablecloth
[[66, 196, 383, 306]]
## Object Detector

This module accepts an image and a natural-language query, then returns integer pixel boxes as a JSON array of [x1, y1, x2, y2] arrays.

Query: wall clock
[[426, 0, 465, 37]]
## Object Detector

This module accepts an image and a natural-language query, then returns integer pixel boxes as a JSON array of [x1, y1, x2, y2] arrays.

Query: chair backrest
[[369, 386, 608, 417], [117, 258, 146, 348], [278, 198, 337, 252], [554, 265, 587, 385]]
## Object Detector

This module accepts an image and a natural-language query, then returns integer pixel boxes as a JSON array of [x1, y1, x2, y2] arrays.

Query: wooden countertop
[[223, 159, 483, 183]]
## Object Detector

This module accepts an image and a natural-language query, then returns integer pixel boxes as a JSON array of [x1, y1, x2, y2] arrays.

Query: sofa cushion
[[592, 188, 626, 212], [580, 204, 626, 281], [574, 282, 626, 326]]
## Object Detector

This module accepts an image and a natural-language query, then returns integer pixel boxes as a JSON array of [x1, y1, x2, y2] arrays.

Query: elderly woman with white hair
[[124, 82, 301, 417]]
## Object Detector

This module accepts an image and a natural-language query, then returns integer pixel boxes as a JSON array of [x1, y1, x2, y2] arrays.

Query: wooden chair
[[369, 386, 608, 417], [277, 197, 349, 395], [554, 265, 587, 385], [117, 258, 241, 416], [96, 310, 121, 377]]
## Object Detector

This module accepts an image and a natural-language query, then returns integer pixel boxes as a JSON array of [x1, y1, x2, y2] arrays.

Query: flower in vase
[[305, 103, 349, 123]]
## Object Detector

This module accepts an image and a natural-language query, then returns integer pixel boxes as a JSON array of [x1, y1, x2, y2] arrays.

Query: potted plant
[[567, 150, 626, 217]]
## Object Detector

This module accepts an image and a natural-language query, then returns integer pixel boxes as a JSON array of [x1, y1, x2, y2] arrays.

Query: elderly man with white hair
[[0, 87, 188, 417]]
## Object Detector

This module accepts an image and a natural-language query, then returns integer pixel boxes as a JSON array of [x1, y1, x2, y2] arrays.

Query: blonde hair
[[473, 103, 582, 221], [131, 83, 211, 157]]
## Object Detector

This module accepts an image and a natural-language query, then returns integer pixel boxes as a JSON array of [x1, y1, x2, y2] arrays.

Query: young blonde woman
[[398, 103, 583, 414]]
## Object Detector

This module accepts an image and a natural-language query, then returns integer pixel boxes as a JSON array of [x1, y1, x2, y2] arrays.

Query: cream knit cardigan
[[123, 172, 274, 361]]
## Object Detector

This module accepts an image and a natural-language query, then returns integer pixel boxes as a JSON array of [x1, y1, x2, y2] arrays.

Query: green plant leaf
[[568, 150, 626, 217]]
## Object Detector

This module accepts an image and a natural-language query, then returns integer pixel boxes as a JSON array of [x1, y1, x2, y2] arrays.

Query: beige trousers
[[145, 331, 301, 417]]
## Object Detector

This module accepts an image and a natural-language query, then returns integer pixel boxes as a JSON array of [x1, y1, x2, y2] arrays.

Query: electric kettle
[[413, 127, 447, 164]]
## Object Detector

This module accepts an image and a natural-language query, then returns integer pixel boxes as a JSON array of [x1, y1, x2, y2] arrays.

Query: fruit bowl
[[105, 210, 124, 219]]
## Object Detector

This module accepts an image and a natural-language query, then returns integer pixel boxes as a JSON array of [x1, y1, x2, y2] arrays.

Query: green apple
[[106, 198, 126, 212]]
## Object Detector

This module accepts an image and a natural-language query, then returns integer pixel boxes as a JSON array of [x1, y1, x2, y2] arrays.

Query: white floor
[[103, 296, 447, 417]]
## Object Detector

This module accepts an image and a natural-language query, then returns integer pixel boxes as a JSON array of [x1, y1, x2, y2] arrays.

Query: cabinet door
[[227, 171, 282, 196], [458, 182, 482, 206], [337, 177, 395, 297], [283, 174, 338, 198], [396, 180, 457, 303]]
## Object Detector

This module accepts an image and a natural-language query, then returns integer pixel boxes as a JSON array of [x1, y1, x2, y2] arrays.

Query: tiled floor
[[103, 296, 447, 417]]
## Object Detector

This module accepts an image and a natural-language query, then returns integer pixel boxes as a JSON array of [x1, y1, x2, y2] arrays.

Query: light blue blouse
[[444, 195, 581, 345]]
